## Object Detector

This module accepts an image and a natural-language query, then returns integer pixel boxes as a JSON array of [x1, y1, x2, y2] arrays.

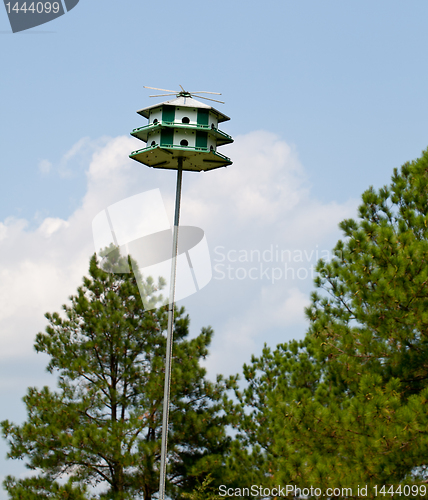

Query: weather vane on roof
[[143, 85, 225, 104]]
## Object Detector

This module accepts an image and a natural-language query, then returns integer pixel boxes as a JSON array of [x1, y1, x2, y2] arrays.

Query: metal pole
[[159, 157, 183, 500]]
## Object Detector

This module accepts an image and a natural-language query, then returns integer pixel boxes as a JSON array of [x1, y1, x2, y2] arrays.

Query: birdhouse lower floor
[[145, 128, 218, 152], [129, 144, 232, 172]]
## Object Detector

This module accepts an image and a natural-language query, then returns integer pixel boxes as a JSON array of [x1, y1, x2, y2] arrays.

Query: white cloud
[[38, 159, 52, 174], [180, 131, 307, 229], [203, 286, 311, 376], [58, 136, 110, 178], [0, 132, 357, 376], [38, 217, 69, 237]]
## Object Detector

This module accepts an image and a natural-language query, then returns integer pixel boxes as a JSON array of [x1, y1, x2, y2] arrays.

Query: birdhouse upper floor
[[131, 103, 233, 147], [150, 105, 219, 128]]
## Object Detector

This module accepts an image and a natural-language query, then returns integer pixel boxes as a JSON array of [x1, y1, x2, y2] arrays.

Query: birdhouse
[[129, 90, 233, 172]]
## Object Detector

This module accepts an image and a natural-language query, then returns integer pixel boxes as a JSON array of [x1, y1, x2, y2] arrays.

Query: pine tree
[[2, 249, 230, 500], [231, 148, 428, 497]]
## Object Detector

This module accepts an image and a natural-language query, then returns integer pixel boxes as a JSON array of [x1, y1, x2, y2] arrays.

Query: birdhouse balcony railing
[[131, 121, 233, 145], [130, 143, 232, 162]]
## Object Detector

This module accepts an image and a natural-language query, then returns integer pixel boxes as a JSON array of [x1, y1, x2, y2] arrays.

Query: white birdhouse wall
[[207, 136, 217, 151], [173, 129, 196, 147], [147, 130, 161, 146], [208, 113, 219, 129], [150, 109, 162, 124], [174, 107, 198, 124]]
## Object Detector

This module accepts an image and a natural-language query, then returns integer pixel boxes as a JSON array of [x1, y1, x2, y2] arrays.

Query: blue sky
[[1, 0, 428, 496]]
